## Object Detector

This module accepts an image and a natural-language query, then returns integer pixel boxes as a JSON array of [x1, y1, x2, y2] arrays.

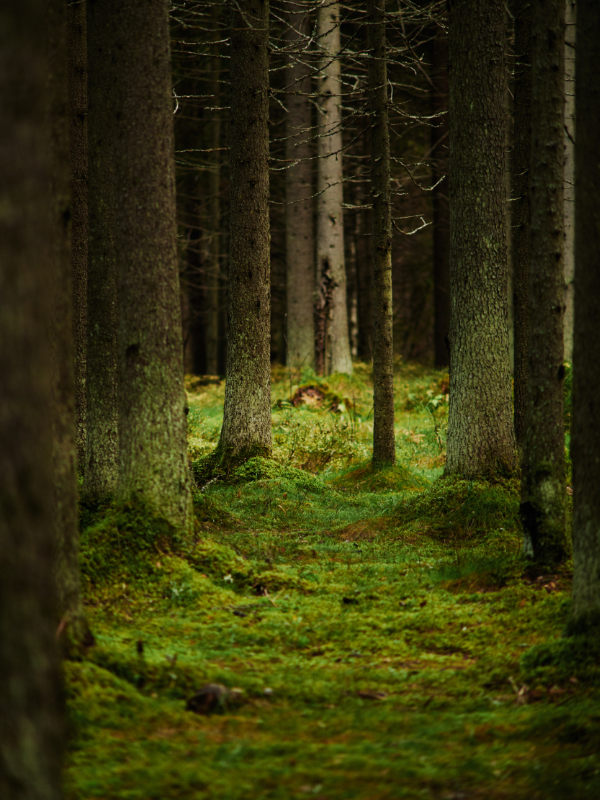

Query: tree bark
[[513, 0, 532, 451], [563, 0, 576, 364], [430, 30, 450, 369], [49, 0, 91, 658], [68, 0, 88, 475], [520, 0, 567, 566], [315, 1, 353, 375], [215, 0, 272, 466], [205, 4, 221, 376], [285, 2, 315, 371], [106, 0, 192, 531], [368, 0, 395, 467], [445, 0, 517, 478], [84, 0, 119, 500], [570, 0, 600, 627], [0, 2, 64, 795]]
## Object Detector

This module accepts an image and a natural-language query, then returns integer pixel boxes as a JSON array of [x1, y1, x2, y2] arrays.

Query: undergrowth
[[67, 363, 600, 800]]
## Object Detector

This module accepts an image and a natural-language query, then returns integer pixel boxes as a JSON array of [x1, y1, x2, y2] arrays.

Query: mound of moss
[[393, 475, 521, 542], [330, 462, 428, 494]]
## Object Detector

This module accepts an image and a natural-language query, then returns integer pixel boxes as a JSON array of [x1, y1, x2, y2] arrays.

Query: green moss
[[330, 461, 429, 494]]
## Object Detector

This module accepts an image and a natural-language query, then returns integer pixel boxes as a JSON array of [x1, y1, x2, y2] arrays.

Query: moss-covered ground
[[68, 363, 600, 799]]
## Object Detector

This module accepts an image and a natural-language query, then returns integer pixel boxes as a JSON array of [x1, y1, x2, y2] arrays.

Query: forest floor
[[68, 363, 600, 799]]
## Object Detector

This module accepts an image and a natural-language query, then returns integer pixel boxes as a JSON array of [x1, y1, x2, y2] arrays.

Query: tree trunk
[[0, 3, 64, 795], [49, 0, 91, 658], [85, 0, 119, 501], [520, 0, 567, 566], [513, 0, 532, 451], [285, 2, 315, 371], [68, 0, 88, 476], [215, 0, 272, 466], [563, 0, 576, 364], [356, 196, 373, 362], [368, 0, 395, 466], [570, 0, 600, 628], [430, 30, 450, 370], [106, 0, 192, 531], [445, 0, 517, 478], [315, 1, 353, 375], [205, 4, 221, 376]]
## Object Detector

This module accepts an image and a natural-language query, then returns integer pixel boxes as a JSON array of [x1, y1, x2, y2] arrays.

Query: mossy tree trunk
[[570, 0, 600, 627], [563, 0, 576, 364], [315, 1, 353, 376], [520, 0, 567, 566], [205, 4, 221, 377], [215, 0, 272, 467], [68, 0, 88, 476], [0, 2, 64, 794], [445, 0, 517, 479], [368, 0, 395, 467], [84, 0, 119, 501], [513, 0, 532, 451], [430, 29, 450, 370], [285, 2, 315, 371], [107, 0, 192, 532], [49, 0, 92, 658]]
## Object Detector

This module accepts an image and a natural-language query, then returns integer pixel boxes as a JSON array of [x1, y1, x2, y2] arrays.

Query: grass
[[66, 362, 600, 799]]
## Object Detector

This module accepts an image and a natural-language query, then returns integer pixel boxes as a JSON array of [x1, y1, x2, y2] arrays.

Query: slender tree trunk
[[368, 0, 395, 466], [445, 0, 517, 478], [205, 4, 221, 376], [85, 0, 119, 500], [355, 180, 373, 362], [106, 0, 192, 531], [68, 0, 88, 475], [285, 2, 315, 371], [315, 1, 353, 375], [215, 0, 272, 466], [513, 0, 532, 451], [563, 0, 576, 364], [430, 30, 450, 369], [49, 0, 91, 657], [571, 0, 600, 629], [520, 0, 567, 565], [0, 3, 64, 795]]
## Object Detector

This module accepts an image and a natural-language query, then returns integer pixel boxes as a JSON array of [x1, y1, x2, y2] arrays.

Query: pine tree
[[368, 0, 395, 466], [445, 0, 517, 478], [0, 2, 64, 794], [49, 0, 92, 657], [85, 0, 119, 500], [520, 0, 567, 565], [108, 0, 193, 530], [570, 0, 600, 629], [285, 1, 315, 371], [214, 0, 272, 467], [513, 0, 532, 450], [315, 1, 353, 375]]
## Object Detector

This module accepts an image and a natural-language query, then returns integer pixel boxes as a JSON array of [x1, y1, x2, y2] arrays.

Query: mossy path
[[67, 367, 600, 799]]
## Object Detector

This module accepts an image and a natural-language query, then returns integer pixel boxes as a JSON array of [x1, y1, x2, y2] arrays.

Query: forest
[[1, 0, 600, 798]]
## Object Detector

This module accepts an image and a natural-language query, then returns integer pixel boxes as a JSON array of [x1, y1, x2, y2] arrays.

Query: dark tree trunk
[[68, 0, 88, 475], [0, 2, 64, 795], [520, 0, 567, 566], [368, 0, 395, 466], [513, 0, 532, 451], [49, 0, 91, 658], [356, 203, 373, 363], [215, 0, 272, 465], [285, 1, 315, 371], [85, 0, 119, 500], [106, 0, 192, 531], [205, 4, 221, 376], [445, 0, 517, 478], [430, 30, 450, 369], [570, 0, 600, 627]]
